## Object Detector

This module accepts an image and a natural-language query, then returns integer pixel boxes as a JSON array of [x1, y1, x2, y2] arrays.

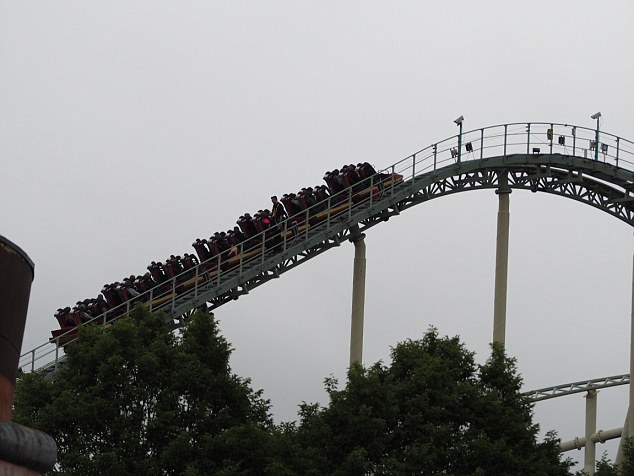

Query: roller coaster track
[[20, 122, 634, 381], [523, 374, 630, 402]]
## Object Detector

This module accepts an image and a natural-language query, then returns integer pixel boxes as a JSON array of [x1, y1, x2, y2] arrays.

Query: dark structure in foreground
[[0, 235, 56, 474]]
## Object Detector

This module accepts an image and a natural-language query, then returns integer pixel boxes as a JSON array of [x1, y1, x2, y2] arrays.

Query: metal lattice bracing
[[20, 122, 634, 374], [523, 374, 631, 402]]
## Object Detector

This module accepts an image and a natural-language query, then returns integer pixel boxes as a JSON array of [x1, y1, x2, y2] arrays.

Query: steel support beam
[[493, 172, 511, 345], [560, 427, 622, 452], [349, 229, 367, 366]]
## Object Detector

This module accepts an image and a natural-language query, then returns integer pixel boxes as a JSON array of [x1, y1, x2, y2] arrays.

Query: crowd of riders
[[53, 163, 379, 333]]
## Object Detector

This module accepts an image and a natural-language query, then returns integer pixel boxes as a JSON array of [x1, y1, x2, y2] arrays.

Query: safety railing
[[19, 167, 406, 373], [390, 122, 634, 183], [20, 122, 634, 374]]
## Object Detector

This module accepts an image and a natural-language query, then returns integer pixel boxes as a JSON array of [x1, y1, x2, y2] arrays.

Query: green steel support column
[[349, 231, 366, 366], [493, 172, 511, 345], [584, 389, 597, 475]]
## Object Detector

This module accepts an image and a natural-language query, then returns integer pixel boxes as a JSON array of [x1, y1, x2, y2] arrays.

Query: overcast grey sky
[[2, 1, 634, 466]]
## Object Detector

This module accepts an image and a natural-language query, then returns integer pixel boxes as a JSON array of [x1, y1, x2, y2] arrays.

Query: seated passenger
[[237, 215, 257, 239], [323, 171, 342, 194], [94, 294, 111, 315], [54, 307, 71, 327], [115, 282, 132, 302], [163, 256, 183, 279], [77, 303, 93, 323], [123, 277, 141, 298], [313, 185, 330, 211], [216, 233, 230, 253], [233, 226, 246, 244], [102, 283, 123, 307]]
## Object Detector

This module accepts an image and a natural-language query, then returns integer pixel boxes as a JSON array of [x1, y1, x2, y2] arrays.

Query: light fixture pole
[[454, 115, 464, 163], [592, 112, 601, 161]]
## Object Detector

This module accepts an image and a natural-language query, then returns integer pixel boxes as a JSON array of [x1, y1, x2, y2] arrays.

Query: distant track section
[[523, 374, 630, 402]]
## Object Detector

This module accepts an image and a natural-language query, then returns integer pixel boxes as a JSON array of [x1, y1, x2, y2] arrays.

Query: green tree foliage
[[281, 329, 572, 475], [14, 308, 273, 475], [589, 439, 634, 476]]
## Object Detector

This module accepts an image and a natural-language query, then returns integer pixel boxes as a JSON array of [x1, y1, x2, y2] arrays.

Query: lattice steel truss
[[523, 374, 630, 402]]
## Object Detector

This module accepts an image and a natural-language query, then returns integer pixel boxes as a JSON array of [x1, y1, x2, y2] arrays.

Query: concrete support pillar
[[617, 246, 634, 465], [584, 389, 598, 475], [618, 249, 634, 464], [493, 173, 511, 345], [626, 251, 634, 435], [349, 233, 366, 366]]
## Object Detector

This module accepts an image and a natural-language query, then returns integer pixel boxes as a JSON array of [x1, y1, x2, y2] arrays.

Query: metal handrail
[[20, 122, 634, 374], [19, 168, 393, 372]]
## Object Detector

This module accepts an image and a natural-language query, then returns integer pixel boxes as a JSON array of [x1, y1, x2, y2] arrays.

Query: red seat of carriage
[[50, 326, 79, 347], [192, 238, 212, 262], [148, 261, 167, 283]]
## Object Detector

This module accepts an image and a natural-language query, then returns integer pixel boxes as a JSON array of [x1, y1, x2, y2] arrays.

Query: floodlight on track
[[591, 112, 601, 160], [454, 116, 464, 163]]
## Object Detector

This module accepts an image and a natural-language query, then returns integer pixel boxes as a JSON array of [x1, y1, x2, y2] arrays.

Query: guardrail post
[[171, 278, 176, 312], [503, 125, 508, 157], [616, 137, 620, 167], [54, 342, 59, 372], [348, 187, 353, 220], [194, 264, 199, 299], [433, 144, 437, 170], [549, 123, 554, 155], [480, 129, 484, 160], [526, 123, 531, 155], [283, 219, 288, 251]]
